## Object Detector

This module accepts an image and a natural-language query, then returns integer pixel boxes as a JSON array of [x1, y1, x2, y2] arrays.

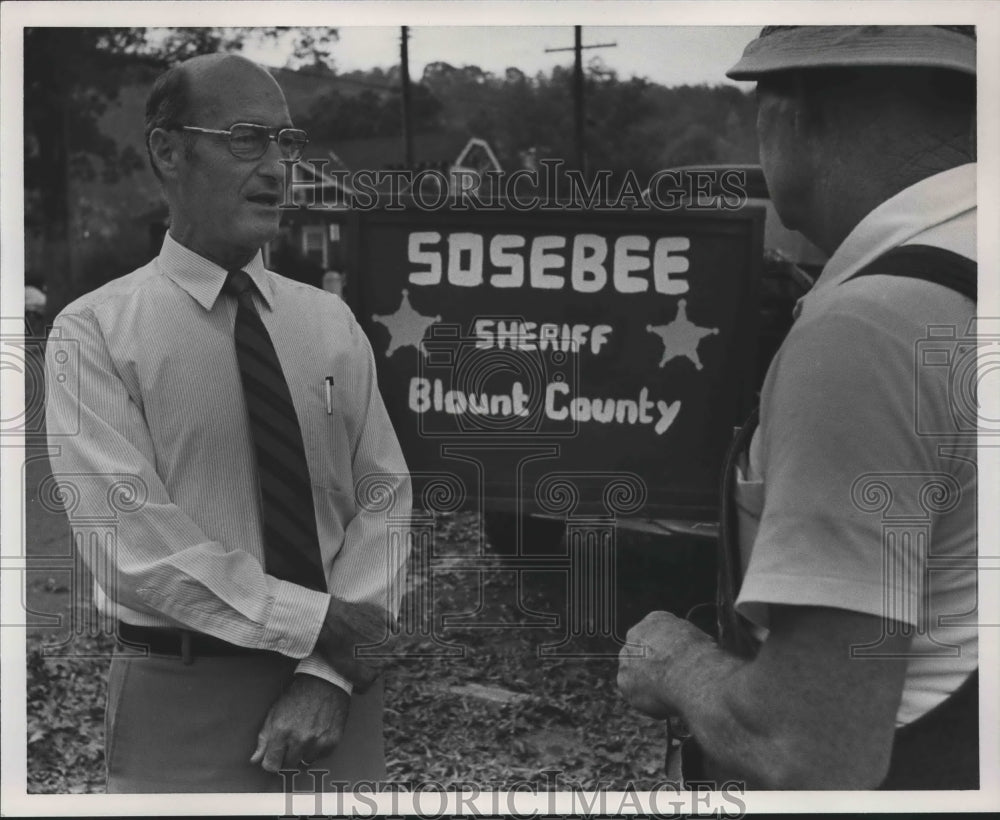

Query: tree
[[292, 57, 758, 190], [300, 81, 442, 142], [412, 58, 757, 185], [25, 28, 151, 312]]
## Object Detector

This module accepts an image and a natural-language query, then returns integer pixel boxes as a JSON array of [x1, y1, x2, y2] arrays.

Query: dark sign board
[[349, 207, 764, 520]]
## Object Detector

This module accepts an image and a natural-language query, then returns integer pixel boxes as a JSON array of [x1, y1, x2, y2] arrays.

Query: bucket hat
[[727, 25, 975, 79]]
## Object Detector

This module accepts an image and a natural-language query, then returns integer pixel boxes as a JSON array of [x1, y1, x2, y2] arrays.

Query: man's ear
[[148, 128, 183, 179]]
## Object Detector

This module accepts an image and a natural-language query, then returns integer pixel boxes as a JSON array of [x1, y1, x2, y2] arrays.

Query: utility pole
[[573, 26, 584, 176], [400, 26, 414, 169], [545, 26, 616, 175]]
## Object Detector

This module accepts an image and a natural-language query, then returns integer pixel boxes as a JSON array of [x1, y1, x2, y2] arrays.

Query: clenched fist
[[617, 610, 716, 719]]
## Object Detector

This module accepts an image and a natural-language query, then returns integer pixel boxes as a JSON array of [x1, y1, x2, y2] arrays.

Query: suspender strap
[[847, 243, 977, 300], [715, 407, 761, 658]]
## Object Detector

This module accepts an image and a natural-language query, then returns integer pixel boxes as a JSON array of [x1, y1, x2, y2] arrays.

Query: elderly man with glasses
[[44, 53, 412, 793]]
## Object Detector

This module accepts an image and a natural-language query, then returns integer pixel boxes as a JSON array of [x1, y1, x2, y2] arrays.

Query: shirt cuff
[[262, 580, 330, 659], [295, 656, 354, 695]]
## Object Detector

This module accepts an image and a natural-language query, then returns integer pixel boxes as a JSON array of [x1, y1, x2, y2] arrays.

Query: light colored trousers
[[105, 651, 385, 793]]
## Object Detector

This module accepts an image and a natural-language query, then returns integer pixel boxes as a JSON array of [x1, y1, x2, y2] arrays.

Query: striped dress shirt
[[45, 233, 412, 692]]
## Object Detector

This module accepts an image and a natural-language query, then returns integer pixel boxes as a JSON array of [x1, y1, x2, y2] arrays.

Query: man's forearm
[[313, 597, 395, 691], [663, 641, 792, 787], [619, 612, 816, 789], [620, 608, 908, 789]]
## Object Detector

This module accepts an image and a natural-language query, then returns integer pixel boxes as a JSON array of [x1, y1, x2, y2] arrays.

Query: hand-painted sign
[[350, 207, 763, 519]]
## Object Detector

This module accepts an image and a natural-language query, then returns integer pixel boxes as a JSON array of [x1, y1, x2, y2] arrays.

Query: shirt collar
[[157, 232, 275, 311], [794, 163, 976, 319]]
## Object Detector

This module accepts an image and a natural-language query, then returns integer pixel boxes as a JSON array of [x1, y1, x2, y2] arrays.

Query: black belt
[[117, 622, 274, 662]]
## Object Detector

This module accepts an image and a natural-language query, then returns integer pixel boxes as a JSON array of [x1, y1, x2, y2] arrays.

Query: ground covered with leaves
[[26, 505, 713, 793], [26, 634, 113, 793]]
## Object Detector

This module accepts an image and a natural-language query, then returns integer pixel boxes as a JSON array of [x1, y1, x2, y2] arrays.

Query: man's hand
[[250, 674, 350, 773], [314, 597, 397, 692], [617, 610, 716, 719]]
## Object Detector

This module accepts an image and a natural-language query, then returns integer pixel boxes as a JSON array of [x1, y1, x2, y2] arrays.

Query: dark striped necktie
[[225, 269, 327, 592]]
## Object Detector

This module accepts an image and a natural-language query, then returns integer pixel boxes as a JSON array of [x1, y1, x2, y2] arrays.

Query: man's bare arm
[[618, 605, 910, 789]]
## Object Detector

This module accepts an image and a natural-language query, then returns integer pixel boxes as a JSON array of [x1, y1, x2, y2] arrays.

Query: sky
[[243, 26, 759, 88]]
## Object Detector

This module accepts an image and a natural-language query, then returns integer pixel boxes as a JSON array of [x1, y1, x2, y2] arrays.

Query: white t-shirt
[[735, 164, 978, 726]]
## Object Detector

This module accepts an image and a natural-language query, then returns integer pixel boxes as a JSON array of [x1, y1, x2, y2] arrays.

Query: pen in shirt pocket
[[324, 376, 334, 415]]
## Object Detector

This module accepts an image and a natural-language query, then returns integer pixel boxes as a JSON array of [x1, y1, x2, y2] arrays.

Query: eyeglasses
[[174, 123, 309, 161]]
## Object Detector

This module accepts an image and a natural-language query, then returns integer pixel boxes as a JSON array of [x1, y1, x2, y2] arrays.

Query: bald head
[[144, 53, 287, 179], [178, 51, 274, 80], [183, 54, 285, 118]]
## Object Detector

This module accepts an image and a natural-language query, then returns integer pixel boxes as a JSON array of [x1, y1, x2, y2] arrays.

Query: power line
[[543, 26, 617, 174]]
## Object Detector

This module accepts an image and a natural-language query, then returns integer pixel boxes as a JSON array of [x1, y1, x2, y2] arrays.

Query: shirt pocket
[[734, 465, 764, 578], [734, 467, 769, 636]]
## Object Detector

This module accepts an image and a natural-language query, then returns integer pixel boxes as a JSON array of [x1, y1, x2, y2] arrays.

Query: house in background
[[283, 131, 505, 294]]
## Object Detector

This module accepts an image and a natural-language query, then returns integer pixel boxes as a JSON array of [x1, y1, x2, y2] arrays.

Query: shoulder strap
[[845, 244, 977, 301]]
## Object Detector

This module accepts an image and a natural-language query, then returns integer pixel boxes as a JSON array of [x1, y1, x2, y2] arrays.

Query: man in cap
[[618, 26, 977, 789], [45, 53, 411, 792]]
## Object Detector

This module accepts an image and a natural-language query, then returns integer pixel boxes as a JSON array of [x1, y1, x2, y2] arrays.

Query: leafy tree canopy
[[25, 27, 338, 200], [293, 55, 757, 184]]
